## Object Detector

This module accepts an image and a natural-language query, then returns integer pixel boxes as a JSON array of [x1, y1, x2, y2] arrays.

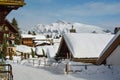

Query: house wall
[[22, 38, 34, 47], [0, 47, 16, 56], [107, 45, 120, 65]]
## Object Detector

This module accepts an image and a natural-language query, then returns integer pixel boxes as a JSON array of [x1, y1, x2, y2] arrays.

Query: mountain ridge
[[23, 20, 111, 38]]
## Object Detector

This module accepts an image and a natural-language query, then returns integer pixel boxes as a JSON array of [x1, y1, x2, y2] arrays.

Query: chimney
[[114, 27, 120, 34]]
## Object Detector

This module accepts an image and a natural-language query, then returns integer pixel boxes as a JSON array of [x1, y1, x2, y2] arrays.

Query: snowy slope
[[31, 20, 110, 35]]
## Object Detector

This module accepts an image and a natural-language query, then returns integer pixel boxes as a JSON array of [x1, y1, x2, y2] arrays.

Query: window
[[7, 48, 13, 53]]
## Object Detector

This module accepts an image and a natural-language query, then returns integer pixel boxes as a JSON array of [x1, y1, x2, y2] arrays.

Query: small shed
[[57, 33, 114, 64], [97, 31, 120, 65]]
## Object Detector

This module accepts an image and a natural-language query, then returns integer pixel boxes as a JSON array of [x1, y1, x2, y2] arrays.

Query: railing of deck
[[0, 64, 13, 80]]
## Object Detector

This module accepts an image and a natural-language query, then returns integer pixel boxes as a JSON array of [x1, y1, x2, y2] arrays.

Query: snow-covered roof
[[35, 45, 58, 58], [16, 45, 35, 53], [35, 41, 50, 45], [21, 34, 46, 40], [21, 34, 35, 38], [97, 31, 120, 64], [34, 35, 46, 40], [61, 33, 114, 58]]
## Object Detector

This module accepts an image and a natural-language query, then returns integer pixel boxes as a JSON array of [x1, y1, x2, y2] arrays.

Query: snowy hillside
[[30, 20, 110, 35]]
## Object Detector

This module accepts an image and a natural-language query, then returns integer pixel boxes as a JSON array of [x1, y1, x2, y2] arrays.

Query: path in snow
[[11, 63, 120, 80], [12, 64, 82, 80]]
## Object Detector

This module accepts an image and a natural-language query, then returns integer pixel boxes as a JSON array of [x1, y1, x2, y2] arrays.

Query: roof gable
[[5, 20, 18, 33]]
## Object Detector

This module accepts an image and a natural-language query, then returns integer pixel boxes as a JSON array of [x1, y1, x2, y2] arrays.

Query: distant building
[[69, 25, 76, 33], [97, 31, 120, 65], [21, 34, 35, 47], [21, 34, 53, 47], [57, 33, 114, 64]]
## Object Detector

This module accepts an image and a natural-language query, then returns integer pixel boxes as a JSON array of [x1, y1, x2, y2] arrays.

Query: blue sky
[[7, 0, 120, 31]]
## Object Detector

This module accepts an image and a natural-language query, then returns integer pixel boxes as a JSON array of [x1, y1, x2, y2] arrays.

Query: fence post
[[33, 59, 34, 66], [85, 65, 87, 70], [38, 58, 41, 66], [65, 62, 69, 74]]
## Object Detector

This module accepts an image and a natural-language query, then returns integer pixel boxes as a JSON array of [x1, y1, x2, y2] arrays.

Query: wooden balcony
[[0, 0, 25, 6]]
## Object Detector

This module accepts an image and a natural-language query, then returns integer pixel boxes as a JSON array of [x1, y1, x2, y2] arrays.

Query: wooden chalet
[[97, 31, 120, 65], [0, 0, 25, 57], [21, 34, 53, 47], [0, 20, 19, 56], [57, 33, 114, 64]]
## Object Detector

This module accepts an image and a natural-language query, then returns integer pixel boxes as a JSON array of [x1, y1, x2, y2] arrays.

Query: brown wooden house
[[0, 20, 18, 56], [21, 34, 35, 47], [21, 34, 52, 47], [0, 0, 25, 57]]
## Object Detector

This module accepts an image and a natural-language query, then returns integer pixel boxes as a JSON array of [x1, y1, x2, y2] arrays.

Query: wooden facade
[[0, 20, 18, 56], [22, 38, 35, 47], [0, 20, 18, 44], [57, 37, 71, 58]]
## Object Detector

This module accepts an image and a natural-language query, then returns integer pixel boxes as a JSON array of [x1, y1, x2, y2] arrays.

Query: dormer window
[[2, 26, 8, 31], [5, 26, 8, 31]]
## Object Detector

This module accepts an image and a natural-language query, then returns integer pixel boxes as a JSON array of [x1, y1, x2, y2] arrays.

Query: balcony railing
[[0, 0, 25, 6], [0, 64, 13, 80]]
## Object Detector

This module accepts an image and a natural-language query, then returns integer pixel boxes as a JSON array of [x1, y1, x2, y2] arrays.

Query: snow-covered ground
[[6, 59, 120, 80]]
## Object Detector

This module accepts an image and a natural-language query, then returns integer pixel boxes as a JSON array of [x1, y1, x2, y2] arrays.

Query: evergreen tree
[[11, 18, 18, 30], [31, 48, 35, 58], [15, 33, 22, 45], [32, 31, 36, 35], [28, 31, 32, 34], [42, 49, 46, 57], [2, 37, 8, 59], [11, 18, 21, 45], [46, 34, 50, 38]]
